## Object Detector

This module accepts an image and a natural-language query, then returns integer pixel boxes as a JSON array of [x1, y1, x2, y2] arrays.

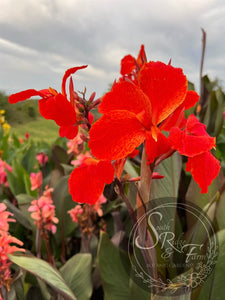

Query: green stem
[[136, 145, 158, 294]]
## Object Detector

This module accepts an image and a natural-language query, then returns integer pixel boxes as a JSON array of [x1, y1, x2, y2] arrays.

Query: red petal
[[89, 111, 146, 160], [39, 93, 76, 126], [145, 130, 171, 163], [120, 55, 136, 75], [185, 114, 207, 136], [160, 106, 185, 131], [9, 89, 46, 104], [139, 61, 187, 125], [61, 65, 88, 97], [186, 152, 220, 193], [169, 127, 215, 157], [99, 81, 152, 129], [59, 125, 78, 139], [68, 160, 114, 204], [183, 91, 199, 110]]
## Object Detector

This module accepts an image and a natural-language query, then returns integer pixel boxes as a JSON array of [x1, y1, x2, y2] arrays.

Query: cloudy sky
[[0, 0, 224, 99]]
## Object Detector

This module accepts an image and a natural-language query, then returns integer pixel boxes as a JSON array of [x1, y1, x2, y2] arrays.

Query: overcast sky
[[0, 0, 224, 99]]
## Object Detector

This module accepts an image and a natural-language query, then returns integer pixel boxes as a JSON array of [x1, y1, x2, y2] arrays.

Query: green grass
[[11, 118, 59, 143]]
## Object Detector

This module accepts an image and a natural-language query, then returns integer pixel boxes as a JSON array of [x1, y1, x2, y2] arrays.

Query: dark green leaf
[[8, 254, 77, 300], [98, 232, 130, 300], [60, 253, 92, 300], [150, 152, 182, 199]]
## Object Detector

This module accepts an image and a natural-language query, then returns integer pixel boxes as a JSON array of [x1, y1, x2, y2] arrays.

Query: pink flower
[[71, 151, 92, 167], [0, 205, 25, 290], [0, 203, 15, 232], [30, 171, 43, 191], [67, 133, 83, 154], [93, 194, 107, 217], [0, 159, 13, 188], [28, 187, 59, 234], [36, 152, 49, 166], [68, 205, 84, 223]]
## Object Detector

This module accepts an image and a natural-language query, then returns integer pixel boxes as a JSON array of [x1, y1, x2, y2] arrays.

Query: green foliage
[[8, 254, 77, 300]]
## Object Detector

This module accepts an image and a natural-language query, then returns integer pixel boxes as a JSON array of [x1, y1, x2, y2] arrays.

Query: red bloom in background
[[9, 66, 87, 139], [89, 60, 198, 164], [69, 158, 114, 205], [169, 114, 220, 193]]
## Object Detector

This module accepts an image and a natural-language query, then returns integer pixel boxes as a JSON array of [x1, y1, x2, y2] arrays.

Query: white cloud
[[0, 0, 224, 98]]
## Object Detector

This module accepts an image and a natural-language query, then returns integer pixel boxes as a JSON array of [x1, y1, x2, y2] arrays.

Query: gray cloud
[[0, 0, 224, 98]]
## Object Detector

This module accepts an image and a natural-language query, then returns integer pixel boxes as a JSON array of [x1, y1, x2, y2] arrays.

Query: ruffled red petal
[[39, 93, 76, 126], [61, 65, 87, 97], [9, 89, 47, 104], [182, 90, 199, 110], [99, 81, 152, 129], [159, 106, 185, 131], [138, 61, 187, 125], [89, 111, 146, 160], [59, 125, 78, 139], [145, 130, 171, 163], [169, 114, 215, 156], [186, 152, 220, 193], [120, 55, 136, 75], [169, 127, 215, 157], [185, 114, 207, 136], [68, 159, 114, 204]]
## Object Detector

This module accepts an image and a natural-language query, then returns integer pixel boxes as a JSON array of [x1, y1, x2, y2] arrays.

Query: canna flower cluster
[[28, 187, 59, 234], [0, 203, 25, 292], [9, 45, 221, 206], [89, 45, 220, 193]]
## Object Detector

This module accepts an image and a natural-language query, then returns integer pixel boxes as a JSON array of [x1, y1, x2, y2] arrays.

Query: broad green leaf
[[198, 229, 225, 299], [150, 152, 182, 199], [215, 191, 225, 230], [52, 175, 77, 243], [60, 253, 92, 300], [7, 159, 30, 195], [8, 269, 24, 300], [3, 199, 32, 230], [98, 232, 131, 300], [8, 254, 77, 300], [124, 159, 139, 178], [52, 145, 69, 166], [186, 170, 223, 209], [129, 278, 150, 300], [21, 144, 37, 173]]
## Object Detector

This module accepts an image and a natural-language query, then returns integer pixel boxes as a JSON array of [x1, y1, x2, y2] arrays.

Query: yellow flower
[[2, 123, 11, 134], [0, 109, 5, 114], [0, 116, 5, 124]]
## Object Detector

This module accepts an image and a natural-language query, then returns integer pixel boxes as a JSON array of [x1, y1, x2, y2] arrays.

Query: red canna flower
[[9, 66, 87, 139], [169, 114, 220, 193], [68, 158, 114, 205], [89, 59, 198, 165]]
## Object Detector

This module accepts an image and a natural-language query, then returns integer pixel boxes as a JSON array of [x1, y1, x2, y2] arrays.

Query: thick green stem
[[136, 146, 158, 294]]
